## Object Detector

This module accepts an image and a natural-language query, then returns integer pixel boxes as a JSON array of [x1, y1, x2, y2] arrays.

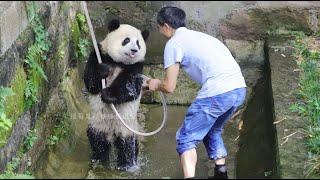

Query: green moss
[[58, 48, 66, 61], [105, 5, 120, 15], [0, 156, 35, 179], [71, 20, 81, 51], [71, 13, 90, 61], [47, 112, 71, 148], [1, 67, 28, 148], [55, 38, 67, 62], [4, 66, 27, 123], [21, 129, 38, 154]]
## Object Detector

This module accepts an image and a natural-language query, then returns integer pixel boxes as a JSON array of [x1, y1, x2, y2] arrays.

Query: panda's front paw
[[101, 88, 117, 104]]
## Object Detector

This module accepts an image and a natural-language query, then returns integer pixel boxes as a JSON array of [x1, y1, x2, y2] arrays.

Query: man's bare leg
[[215, 158, 225, 165], [180, 148, 197, 178]]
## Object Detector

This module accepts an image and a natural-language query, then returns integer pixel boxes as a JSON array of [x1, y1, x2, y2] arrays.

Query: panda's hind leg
[[87, 126, 111, 163], [114, 135, 139, 170]]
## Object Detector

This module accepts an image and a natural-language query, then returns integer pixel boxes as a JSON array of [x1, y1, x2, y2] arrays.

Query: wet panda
[[83, 19, 149, 170]]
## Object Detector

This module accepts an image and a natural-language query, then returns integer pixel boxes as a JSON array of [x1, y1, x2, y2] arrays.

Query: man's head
[[157, 6, 186, 39]]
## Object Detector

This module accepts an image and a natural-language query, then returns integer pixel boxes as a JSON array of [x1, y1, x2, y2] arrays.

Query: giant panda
[[83, 19, 149, 170]]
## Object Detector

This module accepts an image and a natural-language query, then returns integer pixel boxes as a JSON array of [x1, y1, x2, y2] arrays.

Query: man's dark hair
[[157, 6, 186, 29]]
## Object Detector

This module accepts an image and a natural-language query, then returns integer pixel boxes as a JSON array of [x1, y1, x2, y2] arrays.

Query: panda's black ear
[[141, 30, 149, 41], [108, 19, 120, 32]]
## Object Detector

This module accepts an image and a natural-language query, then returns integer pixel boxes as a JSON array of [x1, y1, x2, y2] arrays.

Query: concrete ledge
[[268, 42, 307, 178]]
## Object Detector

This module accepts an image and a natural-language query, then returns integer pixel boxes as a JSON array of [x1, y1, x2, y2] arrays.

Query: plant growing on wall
[[47, 113, 72, 148], [21, 129, 38, 154], [24, 1, 51, 109], [71, 13, 90, 61], [0, 156, 34, 179], [0, 87, 14, 147]]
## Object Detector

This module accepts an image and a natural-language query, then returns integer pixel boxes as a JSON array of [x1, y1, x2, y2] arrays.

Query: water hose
[[81, 1, 167, 136]]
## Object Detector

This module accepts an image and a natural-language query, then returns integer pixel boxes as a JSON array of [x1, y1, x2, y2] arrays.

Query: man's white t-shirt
[[163, 27, 246, 99]]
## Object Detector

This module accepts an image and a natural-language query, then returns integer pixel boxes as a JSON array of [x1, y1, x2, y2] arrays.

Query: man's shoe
[[212, 167, 228, 179]]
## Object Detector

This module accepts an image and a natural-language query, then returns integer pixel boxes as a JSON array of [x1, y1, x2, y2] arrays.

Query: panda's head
[[99, 19, 149, 65]]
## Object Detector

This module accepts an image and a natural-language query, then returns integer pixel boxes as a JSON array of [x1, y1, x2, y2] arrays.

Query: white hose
[[81, 1, 167, 136], [110, 90, 167, 136]]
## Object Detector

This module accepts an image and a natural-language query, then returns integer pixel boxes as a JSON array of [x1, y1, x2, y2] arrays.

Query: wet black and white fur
[[83, 19, 149, 170]]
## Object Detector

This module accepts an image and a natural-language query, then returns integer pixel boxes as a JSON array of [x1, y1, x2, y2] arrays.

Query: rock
[[0, 2, 28, 56], [220, 7, 318, 40], [224, 39, 265, 68]]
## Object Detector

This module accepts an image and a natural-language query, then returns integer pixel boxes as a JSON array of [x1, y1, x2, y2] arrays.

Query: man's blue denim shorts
[[176, 87, 246, 160]]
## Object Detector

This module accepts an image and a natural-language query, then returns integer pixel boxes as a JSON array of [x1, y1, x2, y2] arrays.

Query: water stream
[[34, 104, 241, 179]]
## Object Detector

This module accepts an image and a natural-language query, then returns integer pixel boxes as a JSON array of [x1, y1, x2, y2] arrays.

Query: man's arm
[[148, 63, 180, 93]]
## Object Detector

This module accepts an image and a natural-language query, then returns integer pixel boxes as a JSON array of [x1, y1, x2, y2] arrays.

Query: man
[[147, 6, 246, 179]]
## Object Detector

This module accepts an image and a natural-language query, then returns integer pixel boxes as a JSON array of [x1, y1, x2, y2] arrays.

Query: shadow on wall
[[236, 42, 279, 179]]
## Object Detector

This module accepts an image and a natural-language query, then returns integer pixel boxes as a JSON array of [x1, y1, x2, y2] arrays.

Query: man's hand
[[146, 63, 180, 93], [147, 79, 162, 91]]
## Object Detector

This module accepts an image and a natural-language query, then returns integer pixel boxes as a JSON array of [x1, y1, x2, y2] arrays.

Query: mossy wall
[[0, 1, 90, 174], [4, 66, 27, 126]]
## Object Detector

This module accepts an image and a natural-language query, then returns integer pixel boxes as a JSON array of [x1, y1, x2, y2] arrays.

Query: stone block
[[0, 2, 28, 56], [141, 64, 200, 105], [224, 39, 265, 68]]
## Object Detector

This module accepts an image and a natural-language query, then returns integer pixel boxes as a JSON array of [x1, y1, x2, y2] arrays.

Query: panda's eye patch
[[136, 40, 141, 49], [122, 37, 130, 46]]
